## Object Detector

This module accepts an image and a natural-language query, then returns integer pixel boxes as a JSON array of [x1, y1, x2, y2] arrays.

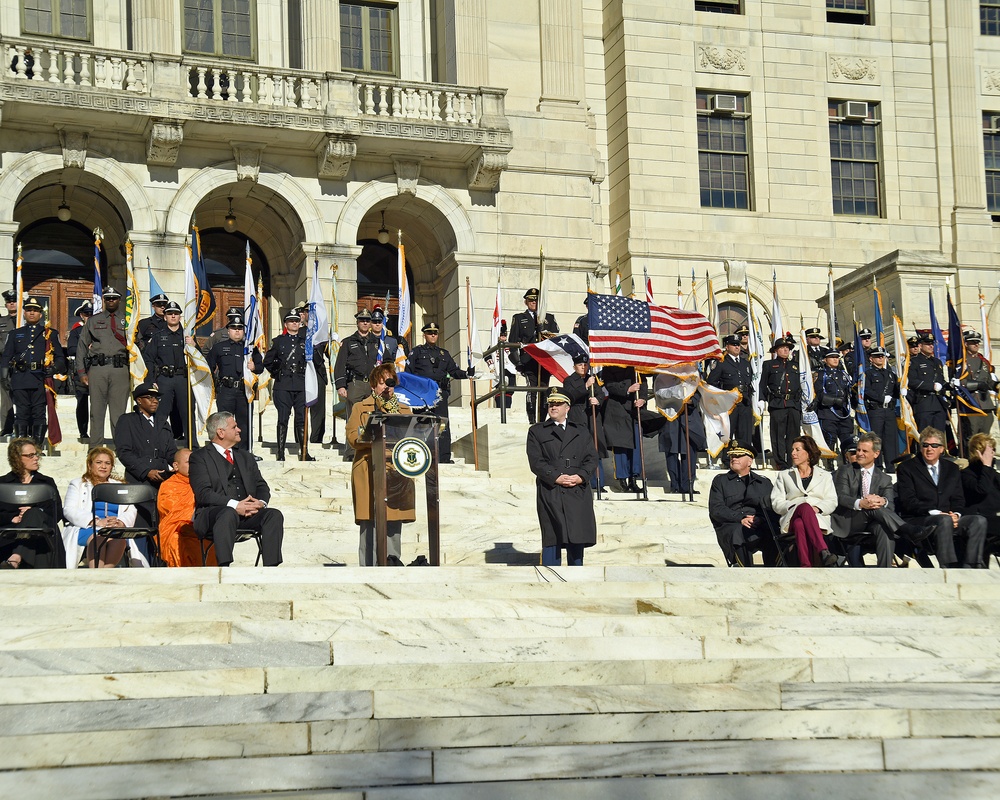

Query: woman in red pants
[[770, 435, 839, 567]]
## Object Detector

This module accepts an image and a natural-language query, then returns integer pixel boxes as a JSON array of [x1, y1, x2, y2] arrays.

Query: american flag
[[523, 333, 589, 382], [588, 294, 721, 369]]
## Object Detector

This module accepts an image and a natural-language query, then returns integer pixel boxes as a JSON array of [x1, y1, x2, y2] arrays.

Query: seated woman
[[770, 435, 839, 567], [0, 437, 64, 569], [961, 432, 1000, 561], [346, 363, 415, 566], [62, 446, 146, 569]]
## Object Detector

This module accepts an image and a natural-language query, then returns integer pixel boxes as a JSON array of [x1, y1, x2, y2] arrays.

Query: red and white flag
[[588, 294, 720, 369], [522, 334, 589, 383]]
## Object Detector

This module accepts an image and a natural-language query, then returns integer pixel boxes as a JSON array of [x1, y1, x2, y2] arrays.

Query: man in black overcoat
[[189, 410, 283, 567], [525, 390, 597, 566], [707, 440, 779, 567]]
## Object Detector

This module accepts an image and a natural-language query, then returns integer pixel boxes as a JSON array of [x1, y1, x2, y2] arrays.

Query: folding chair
[[90, 483, 160, 568], [199, 528, 263, 567], [0, 482, 60, 567]]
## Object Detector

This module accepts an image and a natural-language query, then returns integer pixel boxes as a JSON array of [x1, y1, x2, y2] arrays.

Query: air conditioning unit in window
[[839, 101, 869, 120], [991, 115, 1000, 132], [710, 94, 738, 114]]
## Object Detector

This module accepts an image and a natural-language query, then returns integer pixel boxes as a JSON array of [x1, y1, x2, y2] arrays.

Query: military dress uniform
[[0, 301, 65, 443], [708, 346, 755, 444], [508, 288, 559, 424], [145, 302, 189, 439], [407, 323, 471, 463], [862, 349, 901, 472], [804, 328, 827, 373], [207, 322, 262, 451], [76, 289, 130, 446], [960, 333, 997, 443], [333, 312, 380, 459], [814, 353, 855, 457], [137, 311, 167, 351], [759, 340, 801, 470], [263, 313, 324, 460], [0, 293, 18, 435], [908, 342, 948, 432]]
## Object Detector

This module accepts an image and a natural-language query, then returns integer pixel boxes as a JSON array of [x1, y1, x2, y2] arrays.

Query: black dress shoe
[[617, 479, 630, 493], [819, 549, 839, 567], [252, 454, 263, 462], [627, 478, 641, 493]]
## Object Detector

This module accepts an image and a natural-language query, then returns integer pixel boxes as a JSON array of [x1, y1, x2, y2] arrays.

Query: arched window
[[717, 301, 748, 338]]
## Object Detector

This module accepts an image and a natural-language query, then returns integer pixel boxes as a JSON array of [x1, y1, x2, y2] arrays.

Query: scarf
[[373, 391, 401, 414]]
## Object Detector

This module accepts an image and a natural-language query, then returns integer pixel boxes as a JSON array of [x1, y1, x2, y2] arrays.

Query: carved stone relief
[[58, 129, 89, 169], [467, 149, 508, 192], [232, 142, 265, 182], [828, 55, 879, 85], [393, 158, 421, 196], [146, 119, 183, 166], [315, 135, 357, 180], [697, 46, 747, 74]]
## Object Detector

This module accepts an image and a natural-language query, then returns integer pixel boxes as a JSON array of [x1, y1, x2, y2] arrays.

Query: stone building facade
[[1, 1, 999, 390]]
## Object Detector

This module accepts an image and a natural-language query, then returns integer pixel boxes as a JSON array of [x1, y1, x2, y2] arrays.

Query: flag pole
[[329, 263, 340, 447], [634, 383, 648, 501], [684, 402, 693, 502], [589, 373, 602, 501], [465, 277, 479, 469]]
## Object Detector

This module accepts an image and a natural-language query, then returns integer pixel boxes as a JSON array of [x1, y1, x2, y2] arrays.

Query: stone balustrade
[[3, 37, 147, 92], [354, 77, 479, 125]]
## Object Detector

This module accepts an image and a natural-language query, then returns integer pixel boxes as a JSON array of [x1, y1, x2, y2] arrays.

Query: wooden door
[[22, 278, 93, 344]]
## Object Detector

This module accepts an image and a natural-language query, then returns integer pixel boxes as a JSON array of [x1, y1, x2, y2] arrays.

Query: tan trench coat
[[346, 395, 416, 524]]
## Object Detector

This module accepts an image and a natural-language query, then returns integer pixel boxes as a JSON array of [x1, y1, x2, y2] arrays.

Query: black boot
[[32, 425, 46, 449], [275, 423, 287, 462], [292, 424, 316, 461], [13, 423, 28, 441]]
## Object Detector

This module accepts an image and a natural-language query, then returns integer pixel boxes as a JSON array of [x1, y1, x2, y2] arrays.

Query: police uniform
[[407, 322, 471, 463], [207, 316, 262, 451], [263, 312, 322, 460], [759, 337, 801, 469], [707, 337, 754, 444], [508, 288, 559, 424], [908, 336, 948, 432], [814, 349, 855, 457], [202, 307, 243, 357], [0, 297, 66, 443], [863, 348, 901, 472], [804, 328, 827, 373], [66, 301, 92, 438], [333, 309, 380, 459], [960, 331, 998, 442], [145, 301, 189, 439], [76, 287, 130, 446], [137, 293, 169, 352], [0, 290, 17, 435]]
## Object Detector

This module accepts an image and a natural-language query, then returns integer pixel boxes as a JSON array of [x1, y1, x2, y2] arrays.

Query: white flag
[[305, 260, 329, 407]]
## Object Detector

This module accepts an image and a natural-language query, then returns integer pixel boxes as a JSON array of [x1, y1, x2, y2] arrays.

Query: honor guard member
[[862, 347, 901, 472], [146, 300, 190, 439], [264, 310, 322, 461], [203, 306, 242, 356], [296, 300, 332, 445], [370, 306, 399, 365], [838, 339, 855, 378], [907, 336, 920, 359], [0, 296, 65, 444], [858, 328, 874, 356], [66, 301, 93, 439], [207, 314, 262, 456], [735, 324, 751, 357], [334, 308, 379, 460], [407, 322, 473, 464], [572, 297, 590, 344], [77, 285, 129, 447], [759, 335, 801, 470], [814, 347, 855, 459], [137, 293, 169, 351], [708, 334, 755, 444], [960, 330, 998, 443], [0, 289, 18, 436], [804, 328, 827, 372], [508, 287, 559, 424], [908, 332, 949, 432]]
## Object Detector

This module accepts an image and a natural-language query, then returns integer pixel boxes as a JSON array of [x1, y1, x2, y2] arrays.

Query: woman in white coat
[[61, 447, 146, 568], [770, 435, 839, 567]]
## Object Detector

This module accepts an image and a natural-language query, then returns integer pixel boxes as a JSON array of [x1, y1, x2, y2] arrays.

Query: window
[[984, 113, 1000, 215], [22, 0, 89, 40], [717, 302, 749, 339], [697, 91, 751, 210], [341, 2, 397, 76], [183, 0, 254, 59], [827, 0, 870, 25], [829, 100, 882, 217], [983, 1, 1000, 36], [695, 0, 741, 13]]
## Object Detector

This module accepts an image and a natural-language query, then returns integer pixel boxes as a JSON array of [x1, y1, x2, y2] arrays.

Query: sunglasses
[[921, 443, 944, 449]]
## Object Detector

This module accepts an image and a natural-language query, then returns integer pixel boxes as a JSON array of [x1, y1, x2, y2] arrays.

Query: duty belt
[[219, 376, 242, 388], [13, 361, 42, 372], [866, 399, 894, 409], [87, 353, 127, 368], [158, 365, 187, 377]]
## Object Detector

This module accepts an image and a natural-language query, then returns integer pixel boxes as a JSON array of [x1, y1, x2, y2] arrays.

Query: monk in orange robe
[[157, 448, 216, 566]]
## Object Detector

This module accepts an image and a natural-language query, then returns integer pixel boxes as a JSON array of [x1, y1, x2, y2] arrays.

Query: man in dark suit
[[895, 426, 987, 568], [188, 409, 283, 567], [831, 432, 902, 567]]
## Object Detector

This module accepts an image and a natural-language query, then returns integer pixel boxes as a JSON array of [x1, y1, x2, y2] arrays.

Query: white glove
[[991, 373, 998, 383], [900, 387, 907, 398], [951, 378, 961, 389], [884, 395, 893, 406], [933, 382, 943, 392]]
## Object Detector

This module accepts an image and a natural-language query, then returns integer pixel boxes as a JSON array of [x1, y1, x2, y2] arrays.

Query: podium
[[361, 412, 444, 566]]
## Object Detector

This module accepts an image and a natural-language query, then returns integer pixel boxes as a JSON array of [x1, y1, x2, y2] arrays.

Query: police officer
[[708, 334, 754, 444], [735, 324, 750, 357], [0, 289, 19, 438], [203, 306, 243, 356], [77, 285, 130, 447], [759, 335, 801, 470], [0, 296, 65, 444], [960, 329, 997, 443], [145, 300, 190, 439], [264, 310, 321, 461], [863, 346, 900, 472], [207, 314, 262, 457], [137, 293, 169, 351], [66, 301, 92, 439], [814, 347, 855, 459], [804, 328, 827, 372], [408, 322, 473, 464], [908, 332, 948, 431], [370, 306, 398, 366], [838, 339, 855, 378], [334, 308, 379, 460], [572, 297, 590, 344], [297, 300, 331, 445], [907, 335, 920, 361], [508, 287, 559, 424]]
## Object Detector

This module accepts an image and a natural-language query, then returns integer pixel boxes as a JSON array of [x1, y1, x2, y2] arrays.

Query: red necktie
[[224, 449, 234, 464]]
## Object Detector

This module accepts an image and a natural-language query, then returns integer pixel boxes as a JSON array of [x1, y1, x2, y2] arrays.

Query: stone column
[[539, 0, 584, 106], [132, 0, 177, 54], [452, 0, 489, 86], [0, 222, 18, 286], [301, 0, 340, 73], [128, 232, 187, 304]]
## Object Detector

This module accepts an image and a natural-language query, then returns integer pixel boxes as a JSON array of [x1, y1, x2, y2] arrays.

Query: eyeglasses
[[921, 443, 944, 449], [19, 451, 39, 459]]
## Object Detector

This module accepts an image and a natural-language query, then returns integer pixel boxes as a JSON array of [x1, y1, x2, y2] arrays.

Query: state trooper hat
[[76, 301, 93, 317], [722, 334, 741, 347], [102, 286, 122, 299], [22, 296, 42, 311], [804, 327, 825, 339], [859, 328, 873, 338], [727, 440, 756, 459], [523, 288, 540, 300], [227, 315, 245, 328], [770, 336, 794, 351], [371, 306, 386, 323], [422, 322, 440, 334], [2, 290, 17, 303], [355, 308, 372, 321], [163, 300, 182, 314], [964, 329, 983, 343], [132, 381, 161, 399], [150, 293, 169, 306]]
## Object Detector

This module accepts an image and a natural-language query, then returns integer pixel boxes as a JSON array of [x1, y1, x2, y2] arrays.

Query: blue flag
[[947, 289, 984, 416], [928, 290, 947, 364], [854, 323, 871, 433], [190, 227, 216, 327]]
